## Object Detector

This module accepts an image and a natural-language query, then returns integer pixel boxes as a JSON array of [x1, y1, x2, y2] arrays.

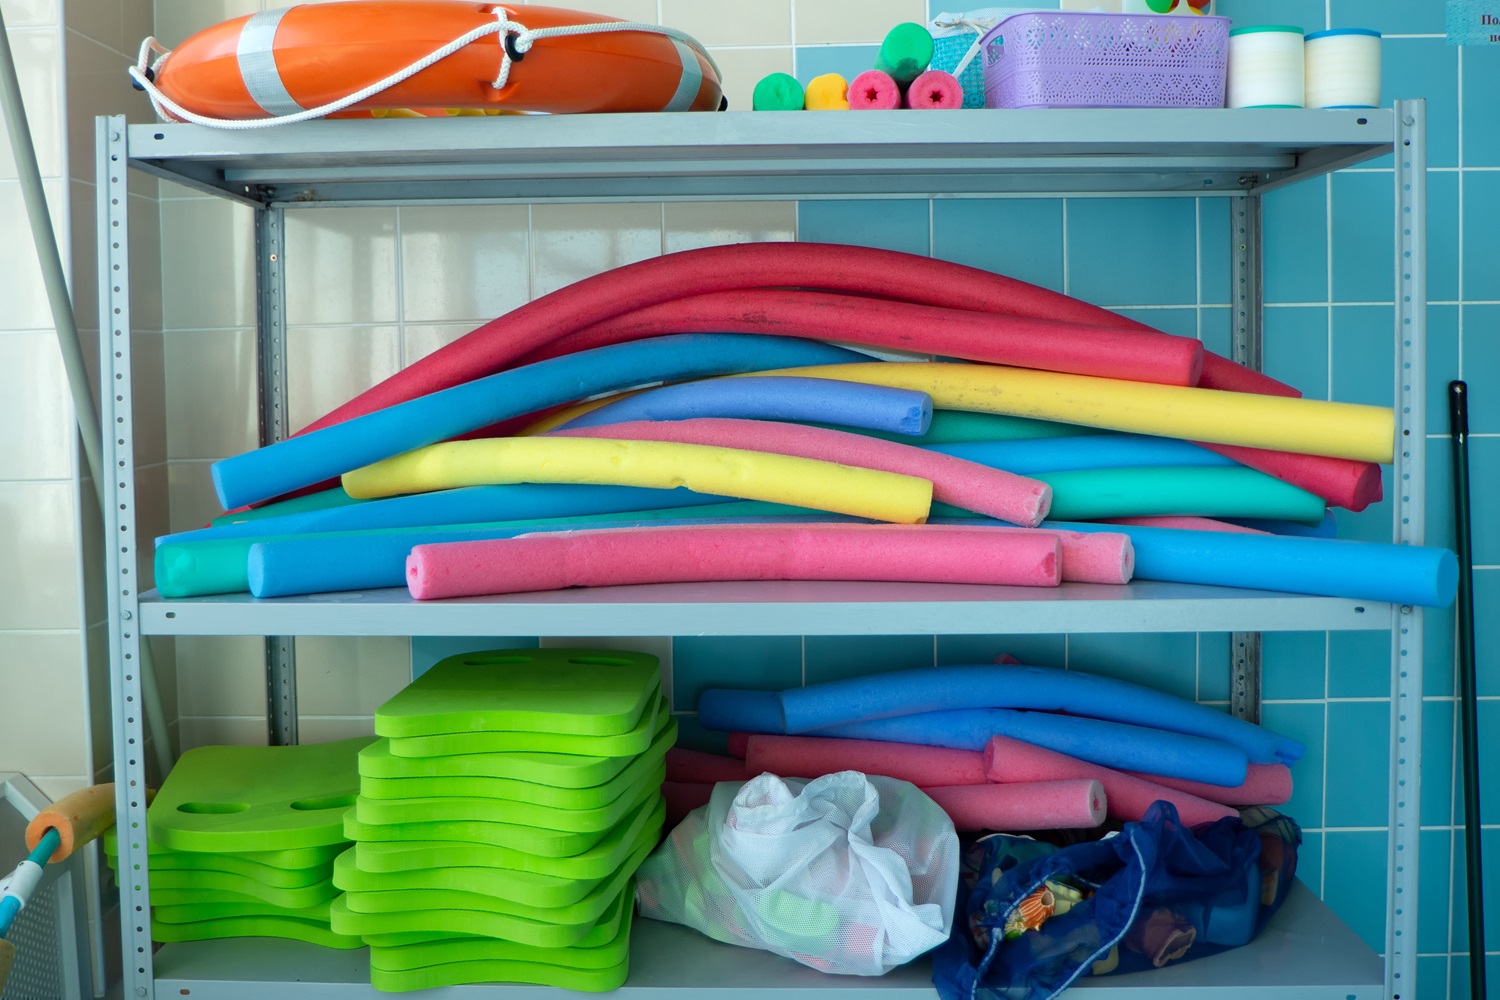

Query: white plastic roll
[[1305, 28, 1382, 109], [1227, 26, 1305, 109]]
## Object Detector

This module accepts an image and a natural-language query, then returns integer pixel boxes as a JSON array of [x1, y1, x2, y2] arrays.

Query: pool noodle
[[212, 334, 865, 510], [666, 749, 748, 784], [1048, 519, 1457, 608], [754, 363, 1395, 463], [928, 435, 1233, 474], [211, 488, 360, 525], [247, 510, 841, 599], [508, 289, 1204, 387], [773, 663, 1303, 764], [1200, 443, 1382, 511], [1227, 512, 1339, 537], [922, 781, 1107, 832], [159, 484, 734, 548], [556, 377, 933, 435], [848, 70, 901, 110], [1033, 467, 1328, 523], [984, 735, 1236, 827], [1126, 763, 1293, 807], [1100, 516, 1268, 534], [744, 735, 987, 786], [903, 69, 963, 109], [699, 690, 783, 737], [405, 524, 1063, 600], [343, 437, 934, 523], [663, 781, 716, 828], [549, 417, 1051, 527], [874, 22, 933, 84], [808, 707, 1249, 787]]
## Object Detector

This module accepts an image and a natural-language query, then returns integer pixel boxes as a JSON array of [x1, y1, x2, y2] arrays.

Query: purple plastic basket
[[981, 11, 1229, 109]]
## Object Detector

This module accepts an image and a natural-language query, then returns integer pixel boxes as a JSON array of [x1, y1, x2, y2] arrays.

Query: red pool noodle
[[1126, 762, 1292, 807], [849, 70, 900, 109], [663, 780, 716, 827], [922, 780, 1107, 832], [984, 734, 1235, 827], [666, 748, 749, 784], [1198, 443, 1382, 511], [726, 733, 750, 758], [550, 418, 1053, 528], [1197, 353, 1300, 397], [1101, 516, 1268, 534], [405, 524, 1063, 600], [297, 242, 1166, 434], [745, 734, 987, 786], [512, 290, 1203, 386], [903, 69, 963, 109]]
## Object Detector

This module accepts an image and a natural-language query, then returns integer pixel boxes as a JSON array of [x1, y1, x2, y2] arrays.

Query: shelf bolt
[[121, 610, 132, 620]]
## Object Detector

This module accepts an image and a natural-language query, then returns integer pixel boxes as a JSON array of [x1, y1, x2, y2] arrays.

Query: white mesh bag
[[635, 770, 959, 976]]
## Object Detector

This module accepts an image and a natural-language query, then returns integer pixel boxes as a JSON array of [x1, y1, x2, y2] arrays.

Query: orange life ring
[[148, 2, 724, 120]]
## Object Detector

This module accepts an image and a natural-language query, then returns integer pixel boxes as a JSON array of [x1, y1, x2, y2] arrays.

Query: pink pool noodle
[[551, 417, 1052, 527], [984, 735, 1235, 828], [517, 290, 1203, 387], [1101, 516, 1269, 535], [666, 748, 749, 784], [663, 780, 716, 828], [406, 523, 1063, 600], [1126, 762, 1293, 807], [726, 733, 750, 758], [923, 780, 1107, 832], [1037, 528, 1134, 584], [904, 69, 963, 109], [1197, 353, 1301, 398], [849, 70, 900, 109], [745, 734, 987, 786]]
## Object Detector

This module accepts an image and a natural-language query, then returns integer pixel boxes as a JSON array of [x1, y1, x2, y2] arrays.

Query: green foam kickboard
[[368, 903, 632, 993], [129, 866, 339, 905], [144, 877, 339, 909], [361, 717, 675, 808], [376, 648, 659, 739], [103, 828, 344, 870], [389, 694, 666, 759], [342, 833, 657, 929], [150, 737, 372, 853], [353, 793, 664, 882], [353, 762, 664, 835], [334, 801, 658, 909], [105, 848, 332, 889], [149, 914, 361, 950], [361, 708, 673, 788], [152, 898, 333, 924], [362, 885, 630, 950]]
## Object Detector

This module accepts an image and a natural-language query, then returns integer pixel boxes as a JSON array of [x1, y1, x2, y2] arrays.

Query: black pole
[[1450, 380, 1487, 999]]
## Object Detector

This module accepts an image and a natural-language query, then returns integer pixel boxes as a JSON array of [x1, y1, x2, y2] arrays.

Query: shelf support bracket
[[1387, 97, 1426, 1000], [99, 114, 155, 1000], [255, 207, 298, 746], [1230, 193, 1263, 724]]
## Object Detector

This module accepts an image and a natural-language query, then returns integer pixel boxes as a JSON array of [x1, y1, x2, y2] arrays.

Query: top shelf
[[124, 108, 1393, 207]]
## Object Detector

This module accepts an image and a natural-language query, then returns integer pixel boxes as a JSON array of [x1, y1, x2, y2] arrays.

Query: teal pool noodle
[[158, 484, 734, 549], [247, 507, 849, 598], [775, 663, 1303, 764], [211, 487, 360, 525], [210, 334, 868, 510], [812, 708, 1250, 787], [874, 22, 935, 85], [817, 409, 1095, 444], [928, 435, 1234, 474], [1049, 519, 1458, 608]]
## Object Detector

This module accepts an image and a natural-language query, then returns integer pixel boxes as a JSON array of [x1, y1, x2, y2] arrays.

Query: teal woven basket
[[930, 31, 988, 108]]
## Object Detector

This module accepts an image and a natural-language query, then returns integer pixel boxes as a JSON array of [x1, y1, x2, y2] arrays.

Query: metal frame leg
[[1230, 193, 1264, 725]]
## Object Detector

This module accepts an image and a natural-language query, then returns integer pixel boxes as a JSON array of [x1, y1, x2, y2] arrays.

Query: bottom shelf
[[150, 881, 1382, 998]]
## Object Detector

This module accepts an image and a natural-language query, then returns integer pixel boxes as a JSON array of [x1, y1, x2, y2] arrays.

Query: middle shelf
[[139, 580, 1392, 637]]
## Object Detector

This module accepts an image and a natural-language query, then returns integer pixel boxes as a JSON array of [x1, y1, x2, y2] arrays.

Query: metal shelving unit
[[97, 104, 1426, 1000]]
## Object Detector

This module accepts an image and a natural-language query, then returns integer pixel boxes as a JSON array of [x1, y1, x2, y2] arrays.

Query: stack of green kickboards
[[106, 737, 372, 948], [332, 648, 674, 992]]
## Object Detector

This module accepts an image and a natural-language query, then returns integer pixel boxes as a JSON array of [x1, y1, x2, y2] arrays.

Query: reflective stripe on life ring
[[237, 8, 305, 117], [662, 37, 702, 112]]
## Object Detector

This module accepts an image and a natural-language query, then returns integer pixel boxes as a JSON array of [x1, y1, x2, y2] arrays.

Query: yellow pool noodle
[[341, 437, 934, 523], [750, 363, 1395, 463], [804, 73, 851, 110]]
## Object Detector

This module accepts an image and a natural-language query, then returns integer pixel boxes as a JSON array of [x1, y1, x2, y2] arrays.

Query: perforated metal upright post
[[99, 115, 153, 1000], [1230, 193, 1264, 724], [255, 207, 298, 746], [1386, 97, 1426, 1000]]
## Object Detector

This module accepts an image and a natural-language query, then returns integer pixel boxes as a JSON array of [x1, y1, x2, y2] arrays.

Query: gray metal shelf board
[[124, 108, 1392, 207], [151, 882, 1382, 999], [138, 580, 1393, 637]]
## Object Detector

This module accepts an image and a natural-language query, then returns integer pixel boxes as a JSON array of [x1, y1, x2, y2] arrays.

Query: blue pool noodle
[[1227, 512, 1340, 537], [557, 376, 933, 436], [811, 708, 1250, 787], [158, 484, 734, 548], [248, 508, 851, 597], [774, 663, 1304, 764], [211, 334, 867, 510], [697, 689, 785, 736], [927, 435, 1236, 474]]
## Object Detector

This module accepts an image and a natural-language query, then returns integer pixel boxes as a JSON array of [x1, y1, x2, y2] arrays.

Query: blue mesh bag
[[931, 803, 1300, 1000]]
